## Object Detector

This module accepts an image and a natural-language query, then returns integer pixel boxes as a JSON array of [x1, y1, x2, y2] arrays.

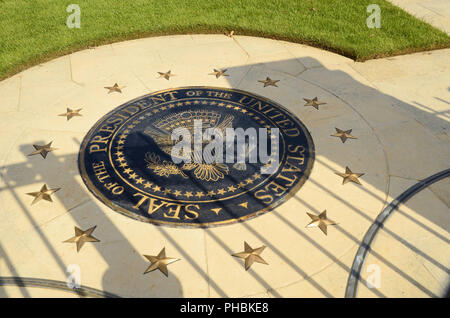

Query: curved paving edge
[[345, 169, 450, 298], [0, 276, 120, 298], [0, 35, 448, 297]]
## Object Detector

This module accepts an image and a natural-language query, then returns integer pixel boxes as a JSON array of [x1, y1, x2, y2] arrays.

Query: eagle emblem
[[143, 110, 234, 182]]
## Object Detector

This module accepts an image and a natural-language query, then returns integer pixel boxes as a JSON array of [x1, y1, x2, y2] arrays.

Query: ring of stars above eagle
[[25, 69, 364, 275]]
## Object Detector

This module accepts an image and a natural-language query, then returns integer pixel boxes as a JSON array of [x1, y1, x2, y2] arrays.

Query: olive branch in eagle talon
[[145, 152, 188, 178], [144, 152, 230, 182]]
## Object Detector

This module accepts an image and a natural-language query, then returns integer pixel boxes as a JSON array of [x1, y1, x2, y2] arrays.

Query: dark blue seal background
[[78, 87, 315, 227]]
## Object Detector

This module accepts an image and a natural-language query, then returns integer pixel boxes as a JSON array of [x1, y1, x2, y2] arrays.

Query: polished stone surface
[[0, 35, 448, 298]]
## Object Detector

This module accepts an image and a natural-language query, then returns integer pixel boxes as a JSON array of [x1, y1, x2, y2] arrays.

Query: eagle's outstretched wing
[[215, 114, 234, 135], [143, 127, 174, 155]]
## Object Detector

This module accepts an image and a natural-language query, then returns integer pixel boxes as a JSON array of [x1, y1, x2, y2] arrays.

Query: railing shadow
[[0, 54, 448, 298], [0, 244, 30, 297]]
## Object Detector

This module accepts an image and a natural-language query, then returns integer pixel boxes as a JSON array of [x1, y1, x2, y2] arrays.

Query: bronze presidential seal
[[79, 87, 314, 227]]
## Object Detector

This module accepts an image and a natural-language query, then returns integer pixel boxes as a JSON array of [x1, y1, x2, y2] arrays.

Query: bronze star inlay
[[239, 202, 248, 209], [58, 108, 82, 121], [26, 184, 60, 205], [232, 242, 268, 270], [335, 166, 364, 185], [64, 226, 100, 252], [211, 208, 222, 215], [104, 83, 125, 93], [331, 128, 357, 143], [143, 247, 180, 277], [157, 70, 175, 80], [209, 69, 229, 78], [258, 77, 279, 87], [303, 97, 326, 110], [28, 141, 57, 159], [306, 210, 336, 235]]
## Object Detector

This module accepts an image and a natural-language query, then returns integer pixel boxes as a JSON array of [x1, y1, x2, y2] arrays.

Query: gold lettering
[[282, 161, 302, 173], [150, 94, 166, 104], [206, 91, 232, 99], [98, 124, 116, 134], [276, 118, 294, 129], [132, 193, 167, 215], [91, 135, 110, 144], [92, 161, 109, 183], [288, 144, 305, 154], [265, 181, 287, 197], [286, 155, 305, 166], [106, 117, 124, 126], [238, 96, 252, 104], [122, 105, 140, 116], [184, 204, 199, 220], [254, 189, 274, 204], [164, 91, 179, 101], [284, 127, 300, 137], [163, 203, 183, 219], [89, 144, 107, 153], [133, 193, 149, 210], [276, 173, 298, 188]]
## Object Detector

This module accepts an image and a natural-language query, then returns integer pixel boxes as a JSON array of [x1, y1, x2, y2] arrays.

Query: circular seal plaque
[[79, 87, 314, 227]]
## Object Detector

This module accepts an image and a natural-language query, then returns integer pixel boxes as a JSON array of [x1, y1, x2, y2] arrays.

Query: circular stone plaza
[[0, 1, 449, 300]]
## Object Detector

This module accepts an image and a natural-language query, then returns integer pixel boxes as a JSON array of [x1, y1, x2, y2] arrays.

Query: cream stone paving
[[0, 76, 21, 112], [267, 245, 362, 297], [0, 35, 448, 298], [350, 49, 450, 143], [429, 177, 450, 207], [357, 176, 450, 297], [388, 0, 450, 34]]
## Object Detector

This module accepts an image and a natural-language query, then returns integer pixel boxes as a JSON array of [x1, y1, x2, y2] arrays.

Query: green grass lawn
[[0, 0, 449, 80]]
